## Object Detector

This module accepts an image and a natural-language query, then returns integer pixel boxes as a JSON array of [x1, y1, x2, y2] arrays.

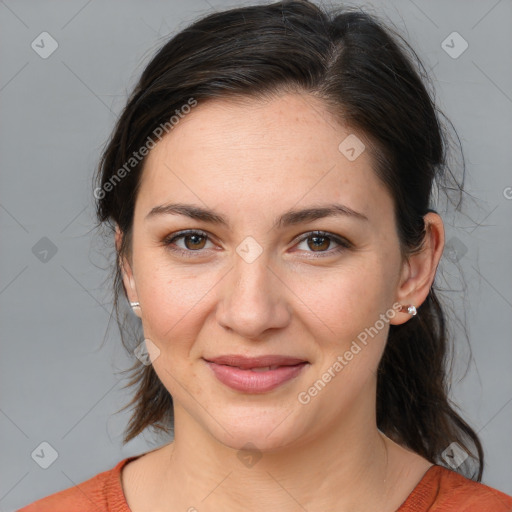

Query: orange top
[[18, 455, 512, 512]]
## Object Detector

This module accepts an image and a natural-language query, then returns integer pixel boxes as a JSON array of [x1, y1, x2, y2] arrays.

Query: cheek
[[136, 263, 207, 397], [137, 269, 206, 350], [290, 259, 393, 337], [295, 261, 396, 391]]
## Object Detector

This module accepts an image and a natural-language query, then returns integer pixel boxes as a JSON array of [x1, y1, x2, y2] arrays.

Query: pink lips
[[204, 355, 308, 393]]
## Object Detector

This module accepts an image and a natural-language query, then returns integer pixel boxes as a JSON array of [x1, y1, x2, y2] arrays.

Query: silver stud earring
[[130, 301, 141, 309], [400, 304, 417, 316]]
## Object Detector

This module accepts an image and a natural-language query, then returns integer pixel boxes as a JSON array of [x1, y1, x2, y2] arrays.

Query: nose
[[216, 249, 291, 340]]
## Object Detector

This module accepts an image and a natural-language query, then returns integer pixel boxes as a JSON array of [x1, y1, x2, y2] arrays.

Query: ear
[[115, 224, 141, 318], [389, 212, 444, 325]]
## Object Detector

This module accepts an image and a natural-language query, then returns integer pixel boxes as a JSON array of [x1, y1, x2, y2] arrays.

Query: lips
[[203, 355, 309, 393], [203, 355, 307, 370]]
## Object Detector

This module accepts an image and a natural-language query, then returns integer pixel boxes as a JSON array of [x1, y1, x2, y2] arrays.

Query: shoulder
[[400, 465, 512, 512], [16, 457, 136, 512]]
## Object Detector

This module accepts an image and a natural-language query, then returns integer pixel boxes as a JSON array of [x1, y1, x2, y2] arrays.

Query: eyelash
[[162, 229, 352, 259]]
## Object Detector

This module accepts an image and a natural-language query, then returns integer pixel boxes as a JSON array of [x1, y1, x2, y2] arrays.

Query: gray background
[[1, 0, 511, 510]]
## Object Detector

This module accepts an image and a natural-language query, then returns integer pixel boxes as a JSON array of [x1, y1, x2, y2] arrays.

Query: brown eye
[[295, 231, 352, 257], [306, 234, 331, 252], [182, 233, 207, 250], [163, 230, 214, 257]]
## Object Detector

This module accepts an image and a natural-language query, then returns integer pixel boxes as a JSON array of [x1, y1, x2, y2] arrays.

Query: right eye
[[163, 229, 216, 257]]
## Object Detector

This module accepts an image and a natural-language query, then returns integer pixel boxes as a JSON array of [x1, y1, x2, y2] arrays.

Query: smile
[[203, 356, 309, 393]]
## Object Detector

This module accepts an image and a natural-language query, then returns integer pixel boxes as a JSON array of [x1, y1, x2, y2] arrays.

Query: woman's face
[[121, 93, 410, 451]]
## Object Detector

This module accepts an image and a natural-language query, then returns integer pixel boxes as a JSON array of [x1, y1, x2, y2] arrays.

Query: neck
[[153, 403, 405, 511]]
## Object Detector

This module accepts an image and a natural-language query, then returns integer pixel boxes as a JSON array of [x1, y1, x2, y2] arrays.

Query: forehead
[[148, 94, 345, 165], [136, 93, 393, 224]]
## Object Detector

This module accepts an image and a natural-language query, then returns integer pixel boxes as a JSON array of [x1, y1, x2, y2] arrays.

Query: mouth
[[203, 355, 309, 393]]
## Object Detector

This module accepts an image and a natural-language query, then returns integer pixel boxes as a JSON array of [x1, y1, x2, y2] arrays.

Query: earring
[[130, 301, 141, 309], [400, 304, 417, 316]]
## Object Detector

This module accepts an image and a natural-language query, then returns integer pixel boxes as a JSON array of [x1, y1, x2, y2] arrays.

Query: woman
[[19, 1, 512, 511]]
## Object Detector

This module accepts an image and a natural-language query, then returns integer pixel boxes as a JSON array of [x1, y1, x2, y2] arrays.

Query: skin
[[116, 92, 444, 512]]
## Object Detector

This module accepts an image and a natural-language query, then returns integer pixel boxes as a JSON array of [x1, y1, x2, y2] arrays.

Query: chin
[[205, 403, 307, 453]]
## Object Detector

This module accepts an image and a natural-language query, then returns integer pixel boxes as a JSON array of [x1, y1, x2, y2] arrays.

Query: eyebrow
[[145, 202, 368, 229]]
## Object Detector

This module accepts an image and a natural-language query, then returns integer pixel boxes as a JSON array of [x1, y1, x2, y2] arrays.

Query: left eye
[[294, 231, 351, 257]]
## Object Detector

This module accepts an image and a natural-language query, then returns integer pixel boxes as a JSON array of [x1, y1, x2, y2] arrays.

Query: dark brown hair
[[94, 0, 483, 480]]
